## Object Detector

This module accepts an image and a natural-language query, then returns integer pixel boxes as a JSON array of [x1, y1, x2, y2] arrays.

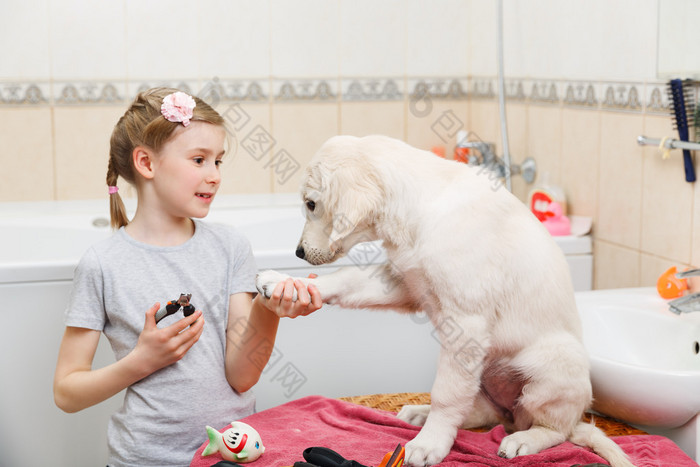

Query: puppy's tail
[[570, 420, 636, 467]]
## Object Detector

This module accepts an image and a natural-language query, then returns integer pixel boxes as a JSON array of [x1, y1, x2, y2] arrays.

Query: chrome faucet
[[669, 269, 700, 314], [455, 131, 537, 184], [455, 139, 498, 166]]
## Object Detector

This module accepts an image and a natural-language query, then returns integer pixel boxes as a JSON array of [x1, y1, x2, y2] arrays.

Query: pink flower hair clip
[[161, 91, 196, 127]]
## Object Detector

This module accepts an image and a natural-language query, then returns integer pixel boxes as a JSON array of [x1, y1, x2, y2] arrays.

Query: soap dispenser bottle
[[527, 172, 567, 222]]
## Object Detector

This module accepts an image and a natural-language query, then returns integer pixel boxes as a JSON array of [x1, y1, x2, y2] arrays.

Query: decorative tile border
[[0, 82, 51, 105], [599, 82, 643, 112], [470, 77, 497, 99], [563, 81, 600, 108], [644, 82, 671, 115], [479, 77, 672, 114], [525, 80, 561, 104], [504, 80, 527, 101], [198, 78, 269, 104], [407, 78, 469, 101], [272, 79, 337, 102], [0, 77, 691, 116], [342, 78, 404, 101], [54, 81, 126, 105]]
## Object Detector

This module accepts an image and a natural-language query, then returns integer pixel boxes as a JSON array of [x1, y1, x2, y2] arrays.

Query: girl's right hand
[[54, 304, 204, 413], [131, 303, 205, 375]]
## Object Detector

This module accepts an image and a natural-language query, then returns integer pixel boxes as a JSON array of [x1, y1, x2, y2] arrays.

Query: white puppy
[[256, 135, 634, 467]]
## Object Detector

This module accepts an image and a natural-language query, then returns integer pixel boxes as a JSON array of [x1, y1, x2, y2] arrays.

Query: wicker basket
[[339, 393, 646, 437]]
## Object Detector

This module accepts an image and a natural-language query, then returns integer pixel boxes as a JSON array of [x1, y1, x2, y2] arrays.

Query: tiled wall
[[1, 0, 697, 289]]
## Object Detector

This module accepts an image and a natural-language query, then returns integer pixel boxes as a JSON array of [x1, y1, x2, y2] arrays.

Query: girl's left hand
[[259, 278, 322, 318]]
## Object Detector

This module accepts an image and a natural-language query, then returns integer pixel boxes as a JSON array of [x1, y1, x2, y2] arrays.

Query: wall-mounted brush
[[694, 100, 700, 144], [667, 78, 696, 182]]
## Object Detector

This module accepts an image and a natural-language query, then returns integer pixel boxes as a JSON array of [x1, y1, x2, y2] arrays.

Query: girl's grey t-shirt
[[65, 219, 258, 467]]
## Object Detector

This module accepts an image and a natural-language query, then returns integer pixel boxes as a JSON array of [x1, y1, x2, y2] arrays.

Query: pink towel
[[190, 395, 696, 467]]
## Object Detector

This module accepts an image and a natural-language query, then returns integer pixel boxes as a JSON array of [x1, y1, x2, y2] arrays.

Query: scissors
[[293, 444, 404, 467]]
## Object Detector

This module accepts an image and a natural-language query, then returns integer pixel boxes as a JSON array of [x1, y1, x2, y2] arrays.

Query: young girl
[[53, 87, 322, 466]]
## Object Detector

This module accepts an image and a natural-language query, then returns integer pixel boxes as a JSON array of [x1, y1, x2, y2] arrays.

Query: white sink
[[575, 287, 700, 461], [576, 287, 700, 427]]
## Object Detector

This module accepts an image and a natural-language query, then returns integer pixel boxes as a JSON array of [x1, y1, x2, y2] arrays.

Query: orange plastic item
[[378, 444, 405, 467], [657, 266, 688, 299], [454, 146, 470, 163], [431, 146, 446, 158]]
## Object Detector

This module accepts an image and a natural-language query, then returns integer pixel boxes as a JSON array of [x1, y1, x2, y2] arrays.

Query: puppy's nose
[[295, 246, 306, 259]]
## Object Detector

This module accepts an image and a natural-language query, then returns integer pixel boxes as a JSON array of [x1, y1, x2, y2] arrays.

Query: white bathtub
[[0, 193, 592, 467], [0, 194, 435, 467]]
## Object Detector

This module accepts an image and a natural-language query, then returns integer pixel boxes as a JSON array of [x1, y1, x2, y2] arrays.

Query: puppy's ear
[[324, 162, 384, 245]]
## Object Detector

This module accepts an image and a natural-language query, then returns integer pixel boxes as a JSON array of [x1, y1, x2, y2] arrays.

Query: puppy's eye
[[306, 200, 316, 212]]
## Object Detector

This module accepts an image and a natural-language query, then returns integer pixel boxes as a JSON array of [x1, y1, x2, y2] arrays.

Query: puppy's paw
[[498, 430, 542, 459], [498, 432, 532, 459], [498, 428, 565, 459], [397, 404, 430, 427], [255, 270, 294, 299], [404, 431, 452, 467]]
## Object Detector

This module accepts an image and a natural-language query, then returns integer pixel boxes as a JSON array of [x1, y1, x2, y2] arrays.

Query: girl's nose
[[206, 164, 221, 184]]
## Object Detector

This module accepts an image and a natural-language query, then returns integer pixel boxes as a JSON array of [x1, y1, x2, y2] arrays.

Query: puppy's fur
[[257, 135, 634, 467]]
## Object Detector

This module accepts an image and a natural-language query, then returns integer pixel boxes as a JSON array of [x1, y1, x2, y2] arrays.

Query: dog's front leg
[[256, 263, 415, 310], [403, 314, 489, 466]]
